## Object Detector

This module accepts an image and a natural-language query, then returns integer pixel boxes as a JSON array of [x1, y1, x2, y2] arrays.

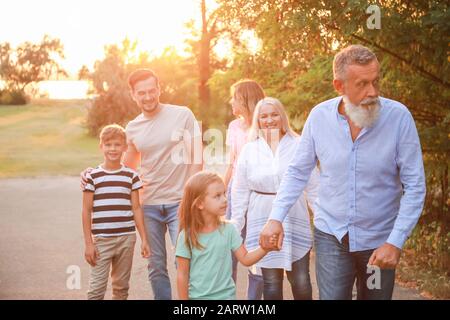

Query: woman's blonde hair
[[248, 97, 298, 141], [231, 80, 265, 127], [178, 171, 225, 251]]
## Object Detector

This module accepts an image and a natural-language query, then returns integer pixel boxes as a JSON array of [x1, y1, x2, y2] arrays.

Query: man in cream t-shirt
[[124, 69, 203, 299]]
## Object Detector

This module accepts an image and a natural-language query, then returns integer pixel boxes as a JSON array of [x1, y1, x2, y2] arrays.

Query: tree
[[185, 0, 234, 130], [77, 65, 90, 81], [0, 35, 66, 95]]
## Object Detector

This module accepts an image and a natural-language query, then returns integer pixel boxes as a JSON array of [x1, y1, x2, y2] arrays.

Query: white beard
[[343, 95, 380, 128]]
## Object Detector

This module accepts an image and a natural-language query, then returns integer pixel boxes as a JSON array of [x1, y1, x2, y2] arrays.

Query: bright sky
[[0, 0, 220, 78]]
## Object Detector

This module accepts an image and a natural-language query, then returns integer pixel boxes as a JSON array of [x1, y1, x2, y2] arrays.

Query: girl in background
[[224, 79, 266, 300]]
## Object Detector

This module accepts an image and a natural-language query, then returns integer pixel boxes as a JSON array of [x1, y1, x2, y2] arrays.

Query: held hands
[[260, 235, 279, 253], [80, 167, 93, 190], [141, 241, 151, 259], [368, 242, 402, 269], [84, 243, 99, 267], [259, 220, 284, 251]]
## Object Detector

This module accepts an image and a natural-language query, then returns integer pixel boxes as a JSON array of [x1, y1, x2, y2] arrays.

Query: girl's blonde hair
[[248, 97, 298, 141], [231, 80, 265, 127], [178, 171, 225, 251]]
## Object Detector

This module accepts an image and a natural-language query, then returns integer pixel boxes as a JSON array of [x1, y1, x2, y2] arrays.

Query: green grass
[[0, 99, 102, 177]]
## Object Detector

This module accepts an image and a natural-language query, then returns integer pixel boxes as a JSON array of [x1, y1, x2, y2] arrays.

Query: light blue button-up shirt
[[270, 96, 426, 252]]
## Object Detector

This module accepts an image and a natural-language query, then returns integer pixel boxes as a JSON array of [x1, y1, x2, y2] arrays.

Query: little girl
[[176, 171, 275, 300]]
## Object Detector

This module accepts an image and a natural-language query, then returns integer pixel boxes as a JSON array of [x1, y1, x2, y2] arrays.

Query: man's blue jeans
[[261, 251, 312, 300], [143, 203, 179, 300], [314, 227, 395, 300]]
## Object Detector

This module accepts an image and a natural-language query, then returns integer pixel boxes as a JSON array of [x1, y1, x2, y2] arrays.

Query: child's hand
[[80, 167, 93, 190], [141, 241, 151, 258], [265, 235, 279, 252], [85, 243, 99, 267]]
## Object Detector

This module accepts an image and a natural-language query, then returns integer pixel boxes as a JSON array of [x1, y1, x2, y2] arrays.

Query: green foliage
[[208, 50, 262, 130], [84, 40, 139, 136]]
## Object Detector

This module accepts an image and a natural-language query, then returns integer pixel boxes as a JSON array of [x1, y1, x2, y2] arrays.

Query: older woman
[[231, 97, 319, 300]]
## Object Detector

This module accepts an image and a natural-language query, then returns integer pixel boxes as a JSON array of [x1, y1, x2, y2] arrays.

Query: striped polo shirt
[[84, 165, 143, 237]]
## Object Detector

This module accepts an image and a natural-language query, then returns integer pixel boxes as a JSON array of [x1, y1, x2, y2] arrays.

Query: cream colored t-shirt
[[125, 104, 201, 205]]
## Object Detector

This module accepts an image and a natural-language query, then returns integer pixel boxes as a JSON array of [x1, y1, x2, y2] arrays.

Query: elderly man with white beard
[[259, 45, 426, 300]]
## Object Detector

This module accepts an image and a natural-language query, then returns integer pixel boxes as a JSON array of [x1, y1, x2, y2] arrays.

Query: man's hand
[[84, 243, 99, 267], [368, 243, 402, 269], [80, 167, 93, 190], [141, 241, 151, 258], [259, 220, 284, 251]]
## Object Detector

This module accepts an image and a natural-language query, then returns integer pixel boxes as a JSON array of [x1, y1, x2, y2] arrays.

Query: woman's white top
[[231, 134, 319, 271]]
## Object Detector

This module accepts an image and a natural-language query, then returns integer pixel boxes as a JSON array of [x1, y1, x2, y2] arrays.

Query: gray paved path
[[0, 177, 425, 300]]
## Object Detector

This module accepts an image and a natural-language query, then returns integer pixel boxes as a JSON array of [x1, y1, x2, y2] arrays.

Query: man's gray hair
[[333, 45, 378, 81]]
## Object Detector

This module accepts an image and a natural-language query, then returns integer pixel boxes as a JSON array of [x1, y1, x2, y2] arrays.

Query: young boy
[[82, 124, 151, 300]]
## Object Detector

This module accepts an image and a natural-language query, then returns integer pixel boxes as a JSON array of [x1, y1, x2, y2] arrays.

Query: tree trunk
[[198, 0, 211, 130]]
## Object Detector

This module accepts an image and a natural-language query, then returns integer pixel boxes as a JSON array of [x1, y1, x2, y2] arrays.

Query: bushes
[[85, 84, 140, 137], [0, 89, 29, 105], [404, 153, 449, 274]]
